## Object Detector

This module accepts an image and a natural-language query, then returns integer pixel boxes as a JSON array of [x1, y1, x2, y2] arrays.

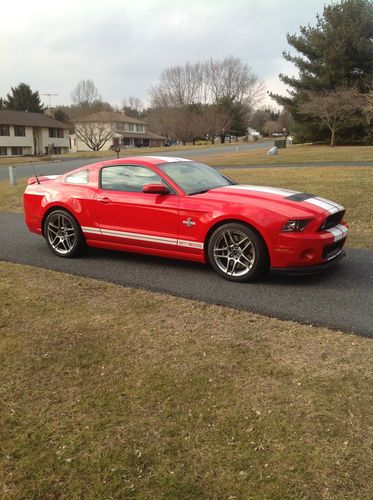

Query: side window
[[65, 170, 89, 184], [101, 165, 168, 193]]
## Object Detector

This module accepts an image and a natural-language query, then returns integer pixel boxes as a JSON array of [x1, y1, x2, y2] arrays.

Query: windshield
[[158, 161, 234, 195]]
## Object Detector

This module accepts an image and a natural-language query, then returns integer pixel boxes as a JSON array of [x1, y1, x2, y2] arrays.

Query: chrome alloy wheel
[[212, 229, 256, 277], [46, 213, 76, 255]]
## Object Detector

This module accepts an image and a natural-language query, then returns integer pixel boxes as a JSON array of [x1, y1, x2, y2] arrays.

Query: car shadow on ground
[[84, 246, 345, 287]]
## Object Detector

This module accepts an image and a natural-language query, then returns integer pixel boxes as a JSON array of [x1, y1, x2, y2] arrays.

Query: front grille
[[319, 210, 345, 231], [322, 237, 346, 260]]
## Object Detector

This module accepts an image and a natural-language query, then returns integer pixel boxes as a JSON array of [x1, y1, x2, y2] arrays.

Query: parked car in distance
[[24, 156, 348, 282]]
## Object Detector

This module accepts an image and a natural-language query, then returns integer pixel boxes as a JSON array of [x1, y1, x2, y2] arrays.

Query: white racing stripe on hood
[[305, 196, 344, 214], [226, 185, 344, 216], [317, 196, 344, 212], [225, 185, 298, 197], [305, 197, 340, 214]]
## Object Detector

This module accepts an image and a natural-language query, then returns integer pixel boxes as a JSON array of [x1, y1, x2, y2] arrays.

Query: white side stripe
[[178, 239, 204, 249], [81, 226, 101, 235], [101, 228, 177, 245], [81, 226, 203, 249]]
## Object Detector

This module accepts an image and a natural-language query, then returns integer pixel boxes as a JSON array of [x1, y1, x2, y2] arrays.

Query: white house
[[72, 111, 165, 152], [247, 127, 260, 139], [0, 110, 69, 156]]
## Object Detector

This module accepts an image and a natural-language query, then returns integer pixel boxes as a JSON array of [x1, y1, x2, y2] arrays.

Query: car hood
[[200, 184, 344, 218]]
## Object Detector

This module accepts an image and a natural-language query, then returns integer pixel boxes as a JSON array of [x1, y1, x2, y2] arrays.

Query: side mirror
[[143, 183, 170, 195]]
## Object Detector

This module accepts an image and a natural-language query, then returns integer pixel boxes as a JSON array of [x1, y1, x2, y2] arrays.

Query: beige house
[[72, 111, 165, 152], [0, 110, 69, 156]]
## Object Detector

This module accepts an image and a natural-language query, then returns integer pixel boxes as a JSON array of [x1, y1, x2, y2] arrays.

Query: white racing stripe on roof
[[150, 156, 192, 163], [225, 185, 299, 197]]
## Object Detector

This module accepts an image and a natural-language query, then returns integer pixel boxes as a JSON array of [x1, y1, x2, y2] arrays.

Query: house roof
[[113, 130, 165, 140], [73, 111, 147, 125], [0, 110, 69, 128]]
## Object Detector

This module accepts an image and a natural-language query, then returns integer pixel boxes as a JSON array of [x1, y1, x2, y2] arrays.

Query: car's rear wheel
[[207, 223, 268, 282], [44, 209, 85, 258]]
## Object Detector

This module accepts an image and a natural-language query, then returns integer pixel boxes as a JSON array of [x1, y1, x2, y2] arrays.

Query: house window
[[11, 147, 23, 155], [128, 123, 134, 132], [14, 126, 26, 136], [49, 128, 64, 138], [0, 125, 10, 136], [0, 147, 7, 155], [136, 124, 144, 133]]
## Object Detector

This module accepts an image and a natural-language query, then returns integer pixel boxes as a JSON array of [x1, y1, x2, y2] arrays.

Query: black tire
[[207, 222, 269, 282], [44, 209, 85, 258]]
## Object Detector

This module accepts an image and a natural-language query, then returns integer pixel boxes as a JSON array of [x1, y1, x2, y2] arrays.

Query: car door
[[94, 164, 180, 250]]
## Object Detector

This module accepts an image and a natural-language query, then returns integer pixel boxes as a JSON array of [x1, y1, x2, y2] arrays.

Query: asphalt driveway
[[1, 213, 372, 337]]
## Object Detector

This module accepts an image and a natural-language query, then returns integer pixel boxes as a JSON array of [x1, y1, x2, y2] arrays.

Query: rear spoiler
[[27, 175, 60, 185]]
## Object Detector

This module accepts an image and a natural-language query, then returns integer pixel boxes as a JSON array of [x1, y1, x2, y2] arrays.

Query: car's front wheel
[[207, 223, 268, 282], [44, 209, 85, 258]]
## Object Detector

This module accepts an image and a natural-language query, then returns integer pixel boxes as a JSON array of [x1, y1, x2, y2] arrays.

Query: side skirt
[[86, 239, 207, 263]]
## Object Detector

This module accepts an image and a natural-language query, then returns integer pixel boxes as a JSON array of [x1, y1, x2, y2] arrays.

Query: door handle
[[97, 197, 111, 204]]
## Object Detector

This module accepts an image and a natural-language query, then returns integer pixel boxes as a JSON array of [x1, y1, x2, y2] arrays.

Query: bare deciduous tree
[[300, 89, 365, 146], [149, 57, 264, 143], [120, 97, 144, 118], [71, 79, 101, 108], [204, 56, 265, 108], [262, 120, 279, 137], [201, 105, 232, 144], [362, 91, 373, 124], [74, 121, 113, 151], [150, 62, 204, 107]]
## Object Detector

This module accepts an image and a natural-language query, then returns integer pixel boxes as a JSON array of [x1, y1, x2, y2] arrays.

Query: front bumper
[[269, 223, 348, 270], [271, 249, 345, 275]]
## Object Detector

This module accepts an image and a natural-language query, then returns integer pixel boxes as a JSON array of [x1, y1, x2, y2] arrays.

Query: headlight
[[281, 219, 311, 232]]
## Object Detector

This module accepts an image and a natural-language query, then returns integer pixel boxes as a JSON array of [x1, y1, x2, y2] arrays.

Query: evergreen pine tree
[[5, 83, 44, 113], [271, 0, 373, 143]]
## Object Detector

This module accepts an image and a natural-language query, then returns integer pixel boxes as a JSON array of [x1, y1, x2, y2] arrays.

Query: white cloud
[[1, 0, 326, 107]]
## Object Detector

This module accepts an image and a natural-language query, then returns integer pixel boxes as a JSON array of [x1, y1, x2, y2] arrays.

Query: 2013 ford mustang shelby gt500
[[24, 156, 348, 282]]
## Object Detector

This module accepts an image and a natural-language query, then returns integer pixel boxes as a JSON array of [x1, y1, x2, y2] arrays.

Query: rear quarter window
[[65, 170, 89, 184]]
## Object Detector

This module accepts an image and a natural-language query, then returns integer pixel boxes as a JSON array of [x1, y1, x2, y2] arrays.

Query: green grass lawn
[[198, 144, 373, 166], [0, 140, 265, 166], [2, 166, 372, 249], [0, 143, 372, 167], [220, 166, 373, 249], [1, 262, 372, 498]]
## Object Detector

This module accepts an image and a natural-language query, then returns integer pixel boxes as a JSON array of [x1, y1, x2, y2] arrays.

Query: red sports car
[[24, 156, 348, 282]]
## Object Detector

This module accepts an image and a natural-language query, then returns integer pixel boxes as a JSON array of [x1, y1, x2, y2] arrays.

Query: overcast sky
[[1, 0, 327, 109]]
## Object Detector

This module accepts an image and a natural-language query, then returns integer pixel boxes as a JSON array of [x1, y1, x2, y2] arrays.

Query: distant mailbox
[[274, 139, 286, 149]]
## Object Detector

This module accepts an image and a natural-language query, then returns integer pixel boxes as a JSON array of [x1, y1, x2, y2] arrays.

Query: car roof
[[87, 156, 192, 170]]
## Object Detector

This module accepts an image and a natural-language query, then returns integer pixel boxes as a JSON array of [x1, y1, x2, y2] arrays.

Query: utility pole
[[41, 93, 58, 109]]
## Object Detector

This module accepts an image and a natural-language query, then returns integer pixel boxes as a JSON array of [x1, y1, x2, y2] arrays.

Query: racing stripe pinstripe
[[81, 226, 203, 249]]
